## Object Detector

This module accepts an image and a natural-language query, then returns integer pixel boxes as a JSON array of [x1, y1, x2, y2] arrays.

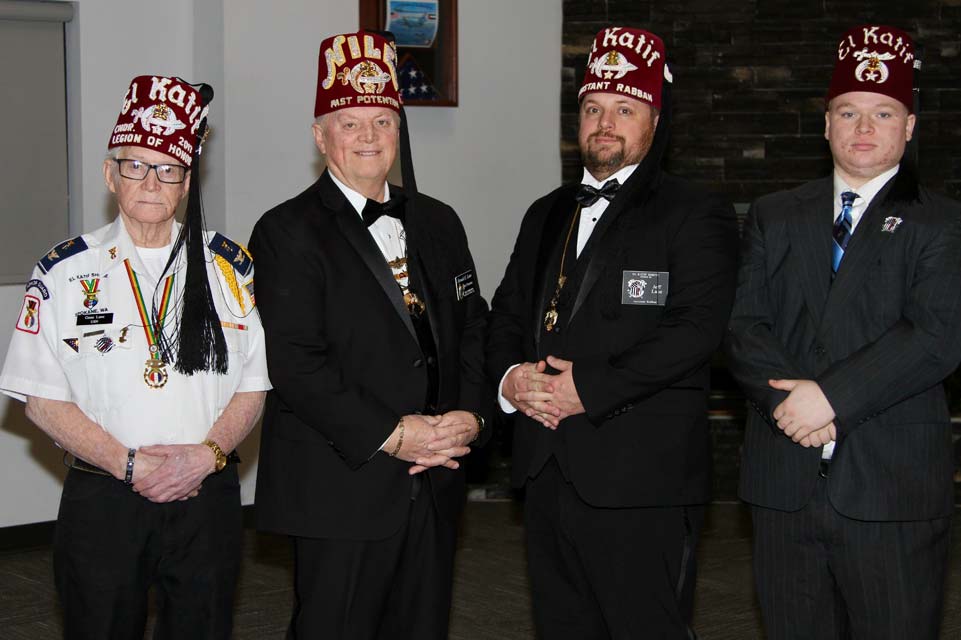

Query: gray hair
[[105, 147, 122, 179]]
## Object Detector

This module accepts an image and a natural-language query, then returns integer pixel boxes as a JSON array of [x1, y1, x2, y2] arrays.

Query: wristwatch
[[469, 412, 485, 444], [202, 439, 228, 472]]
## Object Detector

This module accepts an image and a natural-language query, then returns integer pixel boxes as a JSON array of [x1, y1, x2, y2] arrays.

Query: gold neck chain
[[543, 205, 582, 332]]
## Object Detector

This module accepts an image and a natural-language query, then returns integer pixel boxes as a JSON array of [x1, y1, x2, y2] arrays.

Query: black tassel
[[599, 66, 673, 206], [154, 83, 228, 375]]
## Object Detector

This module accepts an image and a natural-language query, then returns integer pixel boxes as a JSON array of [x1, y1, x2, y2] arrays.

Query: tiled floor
[[1, 502, 958, 639]]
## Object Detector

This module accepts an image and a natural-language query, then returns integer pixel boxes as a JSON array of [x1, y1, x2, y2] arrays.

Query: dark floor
[[1, 502, 959, 639]]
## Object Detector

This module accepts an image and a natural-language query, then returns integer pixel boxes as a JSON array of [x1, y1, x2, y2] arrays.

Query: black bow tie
[[362, 194, 407, 227], [575, 179, 620, 207]]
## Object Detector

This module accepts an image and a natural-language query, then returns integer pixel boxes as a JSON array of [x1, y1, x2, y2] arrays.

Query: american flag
[[398, 54, 438, 101]]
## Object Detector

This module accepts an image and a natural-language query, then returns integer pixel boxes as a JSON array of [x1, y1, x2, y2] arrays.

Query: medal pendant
[[405, 291, 426, 317], [544, 308, 558, 332], [143, 358, 169, 389]]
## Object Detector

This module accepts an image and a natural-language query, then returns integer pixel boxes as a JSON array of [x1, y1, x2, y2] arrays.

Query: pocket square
[[881, 216, 902, 233]]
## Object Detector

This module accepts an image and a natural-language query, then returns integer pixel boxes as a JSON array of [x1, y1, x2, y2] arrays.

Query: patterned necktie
[[831, 191, 859, 273], [575, 179, 620, 207]]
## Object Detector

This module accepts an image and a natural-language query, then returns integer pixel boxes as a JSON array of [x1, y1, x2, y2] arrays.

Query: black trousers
[[524, 458, 702, 640], [286, 477, 457, 640], [752, 474, 952, 640], [53, 465, 243, 640]]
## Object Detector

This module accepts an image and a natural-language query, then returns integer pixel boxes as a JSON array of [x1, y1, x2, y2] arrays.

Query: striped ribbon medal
[[123, 259, 175, 389]]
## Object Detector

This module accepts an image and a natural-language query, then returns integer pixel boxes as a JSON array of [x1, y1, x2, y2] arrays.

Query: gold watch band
[[202, 439, 228, 472]]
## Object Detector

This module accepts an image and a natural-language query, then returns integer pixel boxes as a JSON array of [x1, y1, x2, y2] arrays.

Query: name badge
[[76, 313, 114, 326], [621, 271, 669, 306], [454, 269, 476, 301]]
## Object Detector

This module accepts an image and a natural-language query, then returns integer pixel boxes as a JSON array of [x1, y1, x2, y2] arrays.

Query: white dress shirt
[[328, 171, 409, 284], [575, 163, 639, 257]]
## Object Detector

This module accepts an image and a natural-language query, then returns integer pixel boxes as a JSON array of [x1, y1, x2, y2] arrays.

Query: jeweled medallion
[[143, 358, 169, 388], [80, 278, 101, 309]]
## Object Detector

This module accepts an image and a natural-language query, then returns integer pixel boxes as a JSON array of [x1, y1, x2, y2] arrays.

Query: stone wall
[[561, 1, 961, 203]]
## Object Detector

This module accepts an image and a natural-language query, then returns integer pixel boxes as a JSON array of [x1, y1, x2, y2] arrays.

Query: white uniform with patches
[[0, 218, 271, 448]]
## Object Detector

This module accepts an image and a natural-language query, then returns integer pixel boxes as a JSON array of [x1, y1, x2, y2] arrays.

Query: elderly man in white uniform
[[0, 75, 270, 640]]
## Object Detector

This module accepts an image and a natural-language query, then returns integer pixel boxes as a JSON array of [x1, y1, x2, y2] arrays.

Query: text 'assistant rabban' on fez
[[826, 24, 916, 112], [108, 75, 227, 377], [578, 26, 673, 109]]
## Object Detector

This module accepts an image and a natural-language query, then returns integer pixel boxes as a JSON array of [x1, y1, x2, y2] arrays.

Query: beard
[[581, 137, 626, 176], [580, 129, 653, 178]]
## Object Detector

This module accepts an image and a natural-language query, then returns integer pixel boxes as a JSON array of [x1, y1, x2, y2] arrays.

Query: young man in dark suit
[[249, 31, 490, 640], [486, 26, 738, 639], [726, 24, 961, 640]]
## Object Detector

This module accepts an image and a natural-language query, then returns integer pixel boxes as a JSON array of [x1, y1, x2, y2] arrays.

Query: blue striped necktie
[[832, 191, 859, 273]]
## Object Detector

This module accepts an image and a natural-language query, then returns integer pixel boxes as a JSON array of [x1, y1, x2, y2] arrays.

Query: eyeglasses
[[114, 158, 189, 184]]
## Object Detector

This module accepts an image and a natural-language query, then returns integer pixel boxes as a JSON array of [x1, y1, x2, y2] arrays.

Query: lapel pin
[[881, 216, 903, 233]]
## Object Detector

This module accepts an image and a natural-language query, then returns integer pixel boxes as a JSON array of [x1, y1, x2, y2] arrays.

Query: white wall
[[0, 0, 196, 527], [0, 0, 561, 527]]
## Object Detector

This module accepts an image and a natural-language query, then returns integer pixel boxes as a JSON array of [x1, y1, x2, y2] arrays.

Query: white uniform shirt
[[0, 217, 271, 448]]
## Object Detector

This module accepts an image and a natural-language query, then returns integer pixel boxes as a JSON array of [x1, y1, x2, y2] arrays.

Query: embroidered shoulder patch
[[208, 233, 253, 278], [37, 237, 88, 274], [25, 278, 50, 300], [16, 295, 41, 334]]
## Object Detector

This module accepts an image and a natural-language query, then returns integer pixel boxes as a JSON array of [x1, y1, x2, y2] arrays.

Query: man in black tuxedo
[[249, 31, 490, 639], [726, 24, 961, 639], [486, 27, 737, 639]]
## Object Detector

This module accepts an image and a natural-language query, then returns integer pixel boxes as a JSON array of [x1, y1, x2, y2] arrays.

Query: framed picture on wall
[[359, 0, 458, 106]]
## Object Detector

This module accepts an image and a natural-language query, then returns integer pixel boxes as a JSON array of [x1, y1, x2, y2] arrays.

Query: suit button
[[426, 356, 436, 365], [413, 359, 423, 368], [814, 344, 826, 356]]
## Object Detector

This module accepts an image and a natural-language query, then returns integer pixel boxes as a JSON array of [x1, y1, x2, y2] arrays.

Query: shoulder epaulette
[[37, 236, 88, 274], [208, 232, 253, 278]]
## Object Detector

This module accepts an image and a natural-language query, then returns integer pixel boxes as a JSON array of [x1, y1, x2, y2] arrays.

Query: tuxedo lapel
[[321, 174, 417, 342], [568, 176, 648, 323], [533, 185, 579, 350], [787, 178, 833, 330], [824, 176, 901, 319]]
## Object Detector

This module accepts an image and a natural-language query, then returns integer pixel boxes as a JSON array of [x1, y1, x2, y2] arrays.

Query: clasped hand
[[388, 410, 479, 475], [504, 355, 584, 429], [131, 444, 216, 503], [769, 379, 837, 448]]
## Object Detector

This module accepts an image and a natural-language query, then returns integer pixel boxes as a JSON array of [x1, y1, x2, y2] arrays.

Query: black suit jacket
[[726, 172, 961, 521], [250, 171, 491, 540], [486, 172, 738, 508]]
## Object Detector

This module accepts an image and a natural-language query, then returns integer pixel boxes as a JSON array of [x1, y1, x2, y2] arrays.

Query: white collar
[[833, 165, 899, 206], [328, 170, 390, 218], [581, 163, 639, 189], [99, 216, 186, 281]]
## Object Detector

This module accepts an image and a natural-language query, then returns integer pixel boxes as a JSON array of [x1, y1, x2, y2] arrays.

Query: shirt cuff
[[497, 364, 521, 414]]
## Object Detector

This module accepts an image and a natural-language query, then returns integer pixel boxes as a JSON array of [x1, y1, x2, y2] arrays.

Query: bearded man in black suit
[[726, 24, 961, 640], [249, 30, 490, 640], [486, 26, 737, 639]]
